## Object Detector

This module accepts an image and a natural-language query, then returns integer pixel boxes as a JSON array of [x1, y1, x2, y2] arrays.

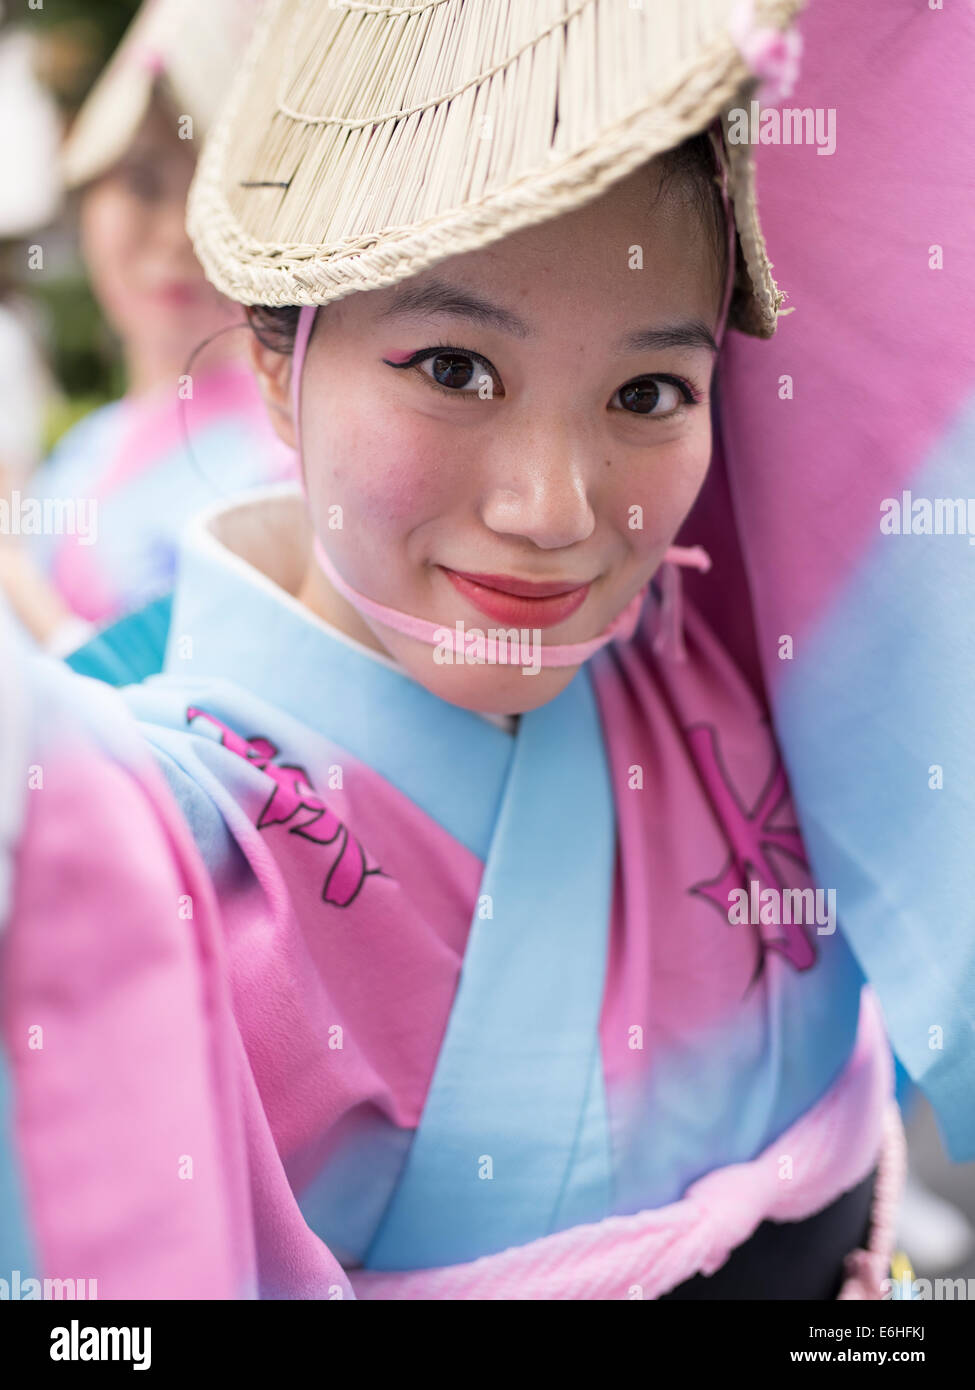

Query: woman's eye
[[612, 376, 696, 417], [120, 165, 163, 201], [419, 350, 494, 394], [383, 347, 500, 398]]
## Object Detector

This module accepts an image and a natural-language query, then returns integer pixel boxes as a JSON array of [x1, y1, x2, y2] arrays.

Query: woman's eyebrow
[[375, 278, 531, 338], [616, 321, 718, 355], [375, 278, 718, 355]]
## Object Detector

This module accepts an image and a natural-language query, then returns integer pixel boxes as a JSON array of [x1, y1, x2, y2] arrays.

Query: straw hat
[[61, 0, 264, 190], [0, 27, 62, 235], [189, 0, 805, 338]]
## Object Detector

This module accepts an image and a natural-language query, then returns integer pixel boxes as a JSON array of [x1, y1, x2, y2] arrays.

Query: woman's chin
[[386, 644, 580, 717]]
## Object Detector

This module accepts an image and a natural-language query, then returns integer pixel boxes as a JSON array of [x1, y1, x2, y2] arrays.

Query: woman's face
[[260, 160, 724, 715], [79, 93, 238, 383]]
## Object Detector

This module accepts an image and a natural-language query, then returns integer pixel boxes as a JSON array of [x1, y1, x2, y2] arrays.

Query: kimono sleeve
[[0, 603, 257, 1297]]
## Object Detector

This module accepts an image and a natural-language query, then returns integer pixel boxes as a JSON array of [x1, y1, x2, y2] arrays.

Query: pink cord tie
[[652, 545, 713, 664], [312, 534, 711, 669]]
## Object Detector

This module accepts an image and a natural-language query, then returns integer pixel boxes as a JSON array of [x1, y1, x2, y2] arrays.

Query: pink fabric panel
[[717, 0, 975, 670], [2, 712, 256, 1298]]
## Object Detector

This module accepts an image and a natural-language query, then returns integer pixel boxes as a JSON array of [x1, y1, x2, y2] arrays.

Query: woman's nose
[[153, 192, 196, 259], [479, 418, 598, 551]]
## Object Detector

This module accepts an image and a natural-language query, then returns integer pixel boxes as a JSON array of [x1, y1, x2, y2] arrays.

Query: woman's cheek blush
[[324, 415, 463, 527]]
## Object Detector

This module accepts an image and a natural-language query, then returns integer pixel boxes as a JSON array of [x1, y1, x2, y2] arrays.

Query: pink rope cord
[[836, 1102, 908, 1301]]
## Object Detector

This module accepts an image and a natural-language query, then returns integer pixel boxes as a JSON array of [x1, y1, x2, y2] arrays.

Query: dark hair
[[654, 128, 730, 278], [247, 130, 728, 357], [247, 303, 302, 356]]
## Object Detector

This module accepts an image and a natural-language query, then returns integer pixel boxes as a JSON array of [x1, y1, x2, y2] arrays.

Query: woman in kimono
[[3, 0, 914, 1300], [0, 0, 290, 651]]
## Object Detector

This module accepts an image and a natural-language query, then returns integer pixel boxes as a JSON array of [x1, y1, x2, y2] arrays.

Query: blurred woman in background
[[0, 0, 290, 652]]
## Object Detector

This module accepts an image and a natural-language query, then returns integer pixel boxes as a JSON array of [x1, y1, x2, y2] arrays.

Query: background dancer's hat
[[61, 0, 264, 190], [188, 0, 805, 338]]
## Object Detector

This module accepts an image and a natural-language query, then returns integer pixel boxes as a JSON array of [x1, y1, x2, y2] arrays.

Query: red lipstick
[[440, 567, 591, 628]]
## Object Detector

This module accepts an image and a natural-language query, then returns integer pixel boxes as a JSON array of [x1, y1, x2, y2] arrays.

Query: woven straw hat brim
[[61, 0, 263, 190], [189, 0, 805, 338]]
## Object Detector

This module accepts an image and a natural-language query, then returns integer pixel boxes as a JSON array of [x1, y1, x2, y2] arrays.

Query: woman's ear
[[248, 331, 298, 451]]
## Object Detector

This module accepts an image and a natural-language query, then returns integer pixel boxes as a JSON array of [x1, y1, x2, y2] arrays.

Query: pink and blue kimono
[[27, 361, 294, 625], [9, 0, 969, 1298], [8, 482, 904, 1298], [0, 599, 252, 1297], [682, 0, 975, 1158]]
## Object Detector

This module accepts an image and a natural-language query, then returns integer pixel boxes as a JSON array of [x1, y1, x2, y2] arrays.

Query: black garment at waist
[[658, 1168, 877, 1301]]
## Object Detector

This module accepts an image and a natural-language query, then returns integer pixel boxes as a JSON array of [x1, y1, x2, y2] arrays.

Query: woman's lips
[[440, 567, 591, 628], [146, 281, 205, 306]]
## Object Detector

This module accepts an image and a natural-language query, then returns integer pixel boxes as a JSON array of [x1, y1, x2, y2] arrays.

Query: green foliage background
[[22, 0, 140, 105], [9, 0, 142, 442]]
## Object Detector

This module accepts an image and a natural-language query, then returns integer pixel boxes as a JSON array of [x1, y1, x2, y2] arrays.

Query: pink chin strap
[[290, 123, 733, 668]]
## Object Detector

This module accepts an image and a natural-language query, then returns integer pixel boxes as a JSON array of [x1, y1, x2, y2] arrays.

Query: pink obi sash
[[348, 988, 903, 1300]]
